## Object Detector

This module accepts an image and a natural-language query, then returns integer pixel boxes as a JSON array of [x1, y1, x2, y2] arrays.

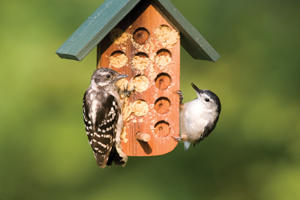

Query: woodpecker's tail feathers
[[107, 146, 127, 167], [94, 152, 110, 168]]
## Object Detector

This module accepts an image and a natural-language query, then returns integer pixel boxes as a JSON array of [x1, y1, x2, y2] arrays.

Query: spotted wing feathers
[[83, 91, 120, 168]]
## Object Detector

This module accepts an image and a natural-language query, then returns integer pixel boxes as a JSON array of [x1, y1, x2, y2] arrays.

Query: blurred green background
[[1, 0, 300, 199]]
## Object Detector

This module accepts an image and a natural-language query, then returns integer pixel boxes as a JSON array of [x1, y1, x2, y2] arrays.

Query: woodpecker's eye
[[106, 74, 111, 79], [205, 98, 210, 102]]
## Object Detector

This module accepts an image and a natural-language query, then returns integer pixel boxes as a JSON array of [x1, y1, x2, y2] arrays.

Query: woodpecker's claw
[[123, 89, 132, 97], [118, 88, 132, 98]]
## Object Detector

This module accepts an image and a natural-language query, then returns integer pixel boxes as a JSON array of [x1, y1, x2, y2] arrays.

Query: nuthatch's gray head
[[191, 82, 221, 115]]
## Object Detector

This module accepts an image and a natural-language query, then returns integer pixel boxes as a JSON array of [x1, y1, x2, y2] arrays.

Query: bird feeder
[[56, 0, 219, 157]]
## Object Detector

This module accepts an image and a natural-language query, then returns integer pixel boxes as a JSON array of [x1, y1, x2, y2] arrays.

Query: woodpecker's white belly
[[181, 99, 216, 141]]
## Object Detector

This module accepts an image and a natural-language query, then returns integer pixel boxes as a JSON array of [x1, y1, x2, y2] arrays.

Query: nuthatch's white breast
[[178, 83, 221, 150]]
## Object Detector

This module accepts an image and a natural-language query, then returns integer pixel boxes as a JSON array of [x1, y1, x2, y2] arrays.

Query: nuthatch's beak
[[191, 82, 204, 94]]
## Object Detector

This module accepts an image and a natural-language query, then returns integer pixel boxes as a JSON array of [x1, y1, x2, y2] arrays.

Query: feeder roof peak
[[56, 0, 219, 62]]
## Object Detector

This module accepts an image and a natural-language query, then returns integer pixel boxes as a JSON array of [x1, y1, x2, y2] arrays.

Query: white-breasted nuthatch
[[82, 67, 128, 168], [178, 83, 221, 150]]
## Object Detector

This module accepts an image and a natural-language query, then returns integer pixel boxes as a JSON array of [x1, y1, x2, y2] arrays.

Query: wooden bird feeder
[[56, 0, 219, 157]]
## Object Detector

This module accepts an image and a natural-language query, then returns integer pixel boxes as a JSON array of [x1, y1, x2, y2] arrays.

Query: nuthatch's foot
[[173, 134, 188, 141], [176, 90, 184, 104], [175, 90, 184, 110], [172, 135, 182, 142]]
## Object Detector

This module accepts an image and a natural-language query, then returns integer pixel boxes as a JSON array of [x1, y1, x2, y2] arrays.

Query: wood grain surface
[[97, 2, 180, 156]]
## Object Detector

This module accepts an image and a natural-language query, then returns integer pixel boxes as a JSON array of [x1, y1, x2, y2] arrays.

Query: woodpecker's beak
[[116, 74, 128, 80], [191, 82, 204, 94]]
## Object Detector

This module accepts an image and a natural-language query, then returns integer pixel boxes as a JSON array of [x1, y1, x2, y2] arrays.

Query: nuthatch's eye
[[106, 74, 111, 79], [205, 98, 210, 102]]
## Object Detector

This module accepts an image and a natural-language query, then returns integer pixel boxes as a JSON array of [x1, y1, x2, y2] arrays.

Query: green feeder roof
[[56, 0, 220, 62]]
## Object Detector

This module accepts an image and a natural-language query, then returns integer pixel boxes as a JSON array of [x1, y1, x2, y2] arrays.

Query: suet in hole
[[132, 52, 150, 71], [154, 25, 179, 47], [132, 75, 149, 93], [155, 73, 171, 90], [155, 49, 172, 67], [109, 50, 128, 69], [154, 121, 170, 137], [132, 99, 149, 117], [154, 97, 171, 114], [133, 27, 150, 45], [115, 78, 129, 92]]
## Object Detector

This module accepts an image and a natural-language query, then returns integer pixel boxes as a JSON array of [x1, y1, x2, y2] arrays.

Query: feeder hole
[[154, 24, 179, 47], [157, 49, 172, 57], [155, 49, 172, 67], [154, 97, 171, 114], [132, 100, 149, 117], [155, 73, 171, 90], [132, 75, 149, 93], [111, 50, 124, 56], [132, 52, 150, 71], [154, 121, 170, 137], [133, 27, 150, 45], [109, 51, 127, 68], [135, 52, 148, 58], [159, 24, 169, 28]]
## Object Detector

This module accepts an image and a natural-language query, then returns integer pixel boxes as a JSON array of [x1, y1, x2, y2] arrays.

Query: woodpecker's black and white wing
[[83, 91, 120, 168]]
